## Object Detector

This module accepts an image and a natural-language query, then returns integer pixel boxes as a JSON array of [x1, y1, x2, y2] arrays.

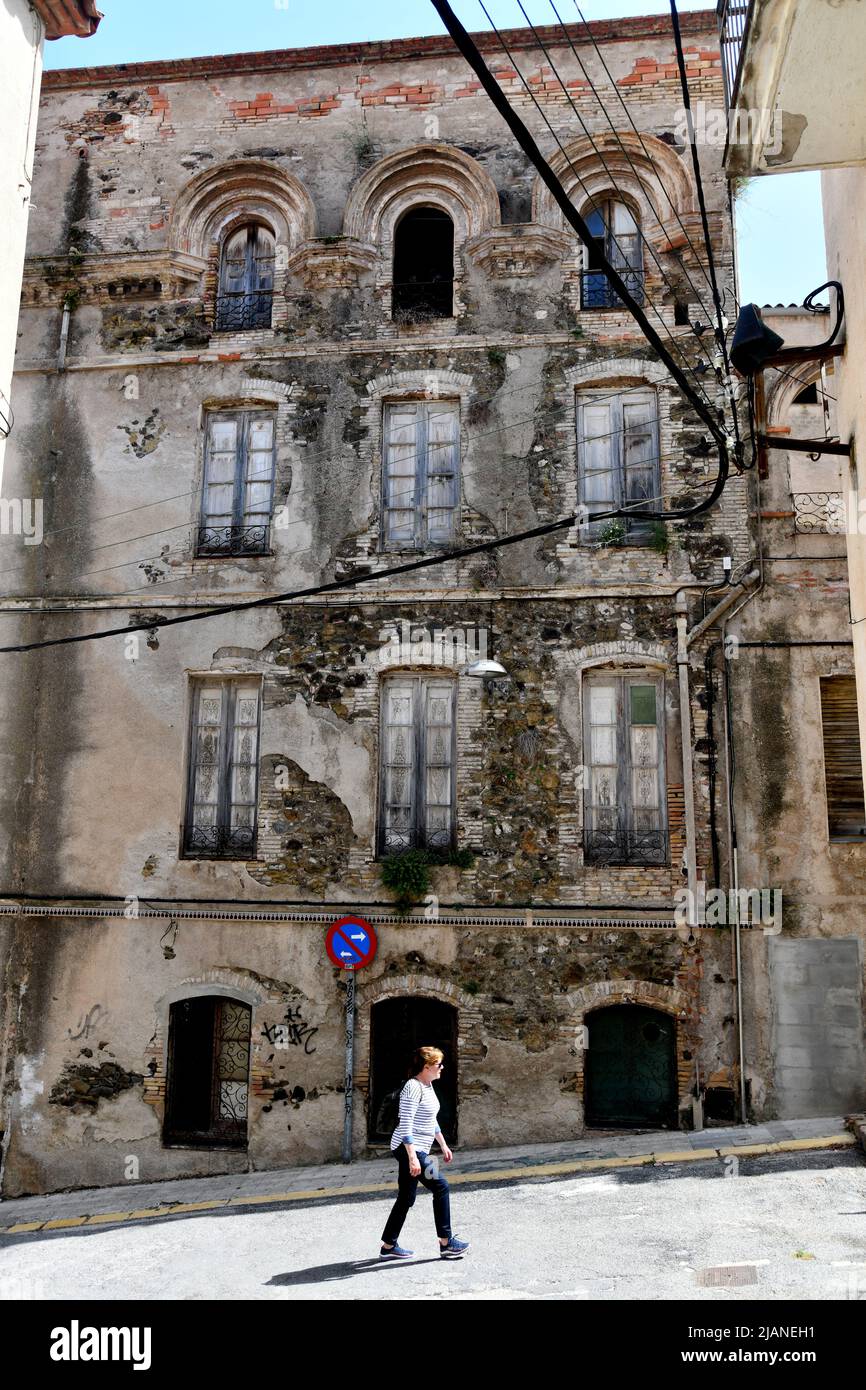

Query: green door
[[585, 1005, 677, 1128]]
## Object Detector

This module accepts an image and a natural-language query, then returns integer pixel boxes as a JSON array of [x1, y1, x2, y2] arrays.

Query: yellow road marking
[[0, 1134, 856, 1235]]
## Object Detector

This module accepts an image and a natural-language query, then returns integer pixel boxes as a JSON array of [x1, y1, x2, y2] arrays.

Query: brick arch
[[533, 132, 694, 242], [353, 973, 486, 1100], [566, 979, 697, 1113], [343, 144, 500, 247], [558, 639, 671, 674], [565, 356, 672, 390], [170, 160, 317, 259]]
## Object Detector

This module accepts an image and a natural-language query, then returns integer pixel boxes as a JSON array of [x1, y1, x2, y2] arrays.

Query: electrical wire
[[476, 0, 725, 433]]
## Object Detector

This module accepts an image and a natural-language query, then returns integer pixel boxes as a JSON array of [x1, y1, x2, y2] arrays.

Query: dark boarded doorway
[[584, 1004, 677, 1129], [164, 996, 251, 1148], [369, 997, 458, 1143]]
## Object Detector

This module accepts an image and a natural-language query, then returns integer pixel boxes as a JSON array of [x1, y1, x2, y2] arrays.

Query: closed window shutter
[[219, 228, 250, 299], [423, 680, 454, 847], [228, 688, 260, 841], [579, 399, 615, 531], [242, 415, 275, 529], [382, 680, 416, 850], [425, 403, 459, 544], [621, 394, 658, 531], [588, 680, 618, 837], [628, 680, 662, 843], [190, 685, 225, 833], [820, 676, 866, 838], [584, 674, 666, 863], [384, 404, 420, 546], [203, 417, 239, 531]]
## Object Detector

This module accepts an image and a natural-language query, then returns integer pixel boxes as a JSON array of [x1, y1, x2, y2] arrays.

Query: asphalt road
[[1, 1150, 864, 1301]]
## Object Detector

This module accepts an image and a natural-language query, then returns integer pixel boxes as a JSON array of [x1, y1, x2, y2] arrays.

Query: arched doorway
[[584, 1004, 677, 1128], [368, 996, 458, 1143], [163, 996, 251, 1148]]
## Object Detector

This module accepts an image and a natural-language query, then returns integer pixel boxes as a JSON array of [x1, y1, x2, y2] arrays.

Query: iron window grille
[[581, 199, 644, 310], [198, 411, 276, 558], [216, 223, 275, 331], [577, 388, 660, 543], [583, 673, 668, 866], [717, 0, 753, 110], [183, 680, 261, 859], [378, 675, 456, 855]]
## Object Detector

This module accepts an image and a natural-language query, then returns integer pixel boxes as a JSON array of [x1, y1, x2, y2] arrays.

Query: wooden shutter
[[423, 680, 455, 847], [628, 680, 662, 842], [381, 679, 416, 850], [621, 393, 658, 534], [383, 404, 421, 546], [820, 675, 866, 838], [579, 398, 615, 531], [424, 403, 459, 544], [586, 680, 619, 838], [202, 416, 240, 531], [227, 686, 260, 845], [219, 228, 250, 300], [189, 684, 226, 835], [242, 414, 275, 530]]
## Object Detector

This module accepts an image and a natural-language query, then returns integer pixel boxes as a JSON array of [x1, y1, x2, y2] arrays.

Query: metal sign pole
[[342, 970, 356, 1164]]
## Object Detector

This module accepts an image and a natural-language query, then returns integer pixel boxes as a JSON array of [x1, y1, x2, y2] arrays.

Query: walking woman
[[380, 1045, 470, 1260]]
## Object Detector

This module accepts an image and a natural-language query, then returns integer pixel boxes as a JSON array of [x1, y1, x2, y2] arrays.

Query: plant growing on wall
[[649, 520, 669, 556], [599, 518, 627, 547], [380, 846, 475, 909]]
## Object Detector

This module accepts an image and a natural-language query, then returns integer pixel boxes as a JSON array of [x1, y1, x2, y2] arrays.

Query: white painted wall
[[0, 0, 43, 491], [822, 166, 866, 794]]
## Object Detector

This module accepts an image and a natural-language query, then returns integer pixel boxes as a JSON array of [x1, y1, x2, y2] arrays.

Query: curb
[[845, 1112, 866, 1155], [0, 1132, 856, 1237]]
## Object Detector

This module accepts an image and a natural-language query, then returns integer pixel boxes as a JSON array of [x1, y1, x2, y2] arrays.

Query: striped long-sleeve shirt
[[390, 1079, 442, 1153]]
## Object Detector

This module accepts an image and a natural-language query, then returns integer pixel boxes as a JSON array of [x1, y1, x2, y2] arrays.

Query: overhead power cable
[[507, 0, 724, 401], [666, 0, 741, 453], [429, 0, 731, 521], [475, 1, 724, 432]]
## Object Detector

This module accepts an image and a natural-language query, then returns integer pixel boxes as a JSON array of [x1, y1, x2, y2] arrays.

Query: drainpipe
[[675, 591, 699, 932], [685, 568, 760, 1126], [57, 303, 71, 372]]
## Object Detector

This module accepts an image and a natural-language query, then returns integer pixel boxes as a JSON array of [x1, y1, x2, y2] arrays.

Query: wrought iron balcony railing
[[717, 0, 754, 109], [581, 268, 645, 310], [196, 524, 270, 557], [183, 824, 256, 859], [215, 291, 273, 332], [583, 825, 669, 866]]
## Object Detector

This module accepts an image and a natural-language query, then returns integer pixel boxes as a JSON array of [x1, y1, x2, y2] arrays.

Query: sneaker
[[380, 1242, 413, 1259], [439, 1236, 470, 1259]]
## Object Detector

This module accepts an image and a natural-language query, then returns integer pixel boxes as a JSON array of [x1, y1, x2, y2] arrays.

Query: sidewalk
[[0, 1115, 857, 1236]]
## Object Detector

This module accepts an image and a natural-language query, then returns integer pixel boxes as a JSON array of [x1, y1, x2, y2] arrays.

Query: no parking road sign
[[326, 916, 378, 971]]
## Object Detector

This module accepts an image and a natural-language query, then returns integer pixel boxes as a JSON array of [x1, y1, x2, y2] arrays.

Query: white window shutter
[[384, 404, 420, 546], [423, 680, 454, 847], [243, 415, 275, 529], [621, 394, 658, 517], [587, 681, 619, 835], [228, 688, 260, 841], [382, 680, 416, 850], [191, 685, 225, 832], [425, 403, 459, 544], [203, 416, 239, 531], [579, 399, 615, 519]]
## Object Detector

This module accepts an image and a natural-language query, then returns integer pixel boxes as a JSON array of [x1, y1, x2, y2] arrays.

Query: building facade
[[0, 13, 811, 1199]]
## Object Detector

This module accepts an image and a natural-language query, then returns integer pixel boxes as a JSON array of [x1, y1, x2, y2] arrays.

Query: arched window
[[216, 222, 275, 331], [392, 206, 454, 322], [581, 199, 643, 309], [164, 996, 251, 1148]]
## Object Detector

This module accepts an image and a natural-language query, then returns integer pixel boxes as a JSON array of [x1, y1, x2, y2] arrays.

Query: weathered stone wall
[[0, 15, 758, 1195]]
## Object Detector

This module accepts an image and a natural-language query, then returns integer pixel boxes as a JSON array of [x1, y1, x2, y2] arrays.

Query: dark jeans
[[381, 1145, 452, 1245]]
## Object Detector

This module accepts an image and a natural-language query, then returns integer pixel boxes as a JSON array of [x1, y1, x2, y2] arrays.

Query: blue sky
[[43, 0, 826, 307]]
